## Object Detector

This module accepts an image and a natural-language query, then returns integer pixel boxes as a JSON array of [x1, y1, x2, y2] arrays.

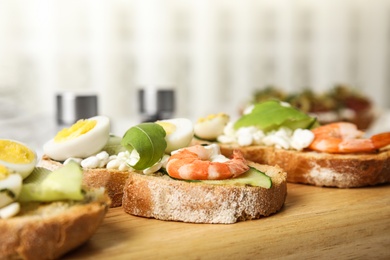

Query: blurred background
[[0, 0, 390, 151]]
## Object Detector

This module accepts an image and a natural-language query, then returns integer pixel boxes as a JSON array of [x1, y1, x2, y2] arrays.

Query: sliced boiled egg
[[43, 116, 110, 161], [194, 113, 230, 140], [156, 118, 194, 153], [0, 164, 23, 208], [0, 139, 37, 179]]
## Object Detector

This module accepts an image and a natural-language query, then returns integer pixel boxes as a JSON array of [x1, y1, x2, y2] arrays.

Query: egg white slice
[[156, 118, 194, 153], [0, 202, 20, 219], [194, 113, 230, 140], [43, 116, 110, 161], [0, 139, 37, 179]]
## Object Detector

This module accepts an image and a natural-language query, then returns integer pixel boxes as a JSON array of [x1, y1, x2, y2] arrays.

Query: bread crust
[[0, 190, 110, 260], [39, 156, 128, 207], [218, 144, 390, 188], [122, 162, 287, 224]]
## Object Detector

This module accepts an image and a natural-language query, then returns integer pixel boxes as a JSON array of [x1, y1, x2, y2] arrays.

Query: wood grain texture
[[63, 183, 390, 259]]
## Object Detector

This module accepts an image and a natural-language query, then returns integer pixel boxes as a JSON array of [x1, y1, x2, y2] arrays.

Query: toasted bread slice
[[122, 162, 287, 224], [0, 188, 110, 260], [39, 155, 127, 207], [218, 144, 390, 188]]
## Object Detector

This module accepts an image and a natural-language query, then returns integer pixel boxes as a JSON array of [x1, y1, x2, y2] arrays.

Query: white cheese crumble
[[65, 150, 170, 175], [0, 202, 20, 219], [217, 123, 314, 151]]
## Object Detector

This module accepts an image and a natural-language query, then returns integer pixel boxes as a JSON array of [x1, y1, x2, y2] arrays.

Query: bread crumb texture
[[219, 144, 390, 188], [0, 189, 110, 260], [122, 166, 287, 224]]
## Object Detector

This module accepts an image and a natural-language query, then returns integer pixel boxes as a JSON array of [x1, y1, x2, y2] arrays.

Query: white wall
[[1, 0, 389, 132]]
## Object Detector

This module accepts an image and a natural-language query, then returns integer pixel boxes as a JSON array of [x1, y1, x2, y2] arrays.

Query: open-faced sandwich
[[193, 100, 390, 188], [0, 139, 110, 260], [122, 142, 287, 224], [248, 85, 375, 130], [40, 116, 287, 224]]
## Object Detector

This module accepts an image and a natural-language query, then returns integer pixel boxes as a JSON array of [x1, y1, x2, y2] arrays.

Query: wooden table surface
[[63, 183, 390, 259]]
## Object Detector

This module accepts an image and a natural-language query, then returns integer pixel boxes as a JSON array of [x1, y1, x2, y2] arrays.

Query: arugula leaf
[[121, 123, 167, 170], [234, 100, 317, 132]]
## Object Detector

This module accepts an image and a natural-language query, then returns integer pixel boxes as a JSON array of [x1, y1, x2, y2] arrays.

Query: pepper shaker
[[138, 88, 175, 122], [56, 91, 98, 127]]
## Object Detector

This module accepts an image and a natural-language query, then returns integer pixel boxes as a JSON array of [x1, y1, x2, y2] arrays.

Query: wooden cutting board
[[63, 183, 390, 259]]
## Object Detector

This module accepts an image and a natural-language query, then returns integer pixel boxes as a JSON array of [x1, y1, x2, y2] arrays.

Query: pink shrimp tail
[[228, 150, 250, 178], [371, 132, 390, 149]]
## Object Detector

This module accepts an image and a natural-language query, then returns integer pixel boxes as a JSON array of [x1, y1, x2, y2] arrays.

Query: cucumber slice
[[0, 189, 16, 199], [0, 174, 22, 207], [187, 167, 272, 188], [22, 167, 51, 184], [102, 134, 126, 155], [0, 189, 17, 208], [18, 161, 84, 202]]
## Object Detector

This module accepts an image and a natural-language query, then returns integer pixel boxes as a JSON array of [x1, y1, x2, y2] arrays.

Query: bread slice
[[122, 162, 287, 224], [217, 144, 390, 188], [0, 188, 110, 260], [39, 155, 128, 207]]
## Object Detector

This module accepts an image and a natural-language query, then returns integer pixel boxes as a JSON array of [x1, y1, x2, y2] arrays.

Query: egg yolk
[[54, 119, 97, 142], [197, 113, 229, 123], [156, 122, 176, 135], [0, 164, 10, 180], [0, 140, 35, 164]]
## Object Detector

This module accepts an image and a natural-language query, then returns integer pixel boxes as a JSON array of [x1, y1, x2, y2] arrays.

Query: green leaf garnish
[[121, 123, 167, 170], [234, 100, 317, 132]]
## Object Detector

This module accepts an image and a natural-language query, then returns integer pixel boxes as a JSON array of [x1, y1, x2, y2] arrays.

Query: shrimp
[[166, 144, 249, 180], [308, 122, 390, 153]]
